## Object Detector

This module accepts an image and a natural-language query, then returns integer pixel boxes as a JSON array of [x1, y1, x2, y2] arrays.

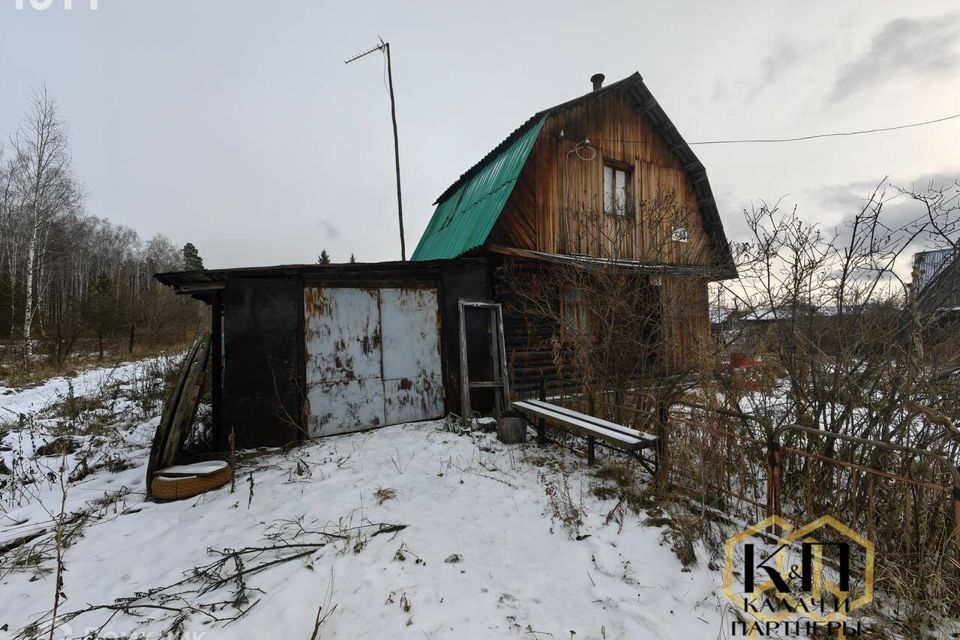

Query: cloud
[[812, 171, 960, 248], [828, 13, 960, 103], [706, 43, 800, 106], [318, 219, 343, 240], [749, 44, 800, 98]]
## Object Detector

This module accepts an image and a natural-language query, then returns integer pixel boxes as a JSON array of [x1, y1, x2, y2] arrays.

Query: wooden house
[[156, 72, 735, 449], [412, 72, 736, 399]]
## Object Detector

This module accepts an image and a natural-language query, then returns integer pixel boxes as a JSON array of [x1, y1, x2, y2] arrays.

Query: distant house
[[157, 72, 736, 449], [715, 306, 826, 356], [913, 248, 960, 317]]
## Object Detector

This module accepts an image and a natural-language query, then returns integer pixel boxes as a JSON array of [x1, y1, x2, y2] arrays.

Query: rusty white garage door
[[304, 287, 443, 436]]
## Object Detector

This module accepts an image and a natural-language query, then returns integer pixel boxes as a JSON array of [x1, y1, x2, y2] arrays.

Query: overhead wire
[[584, 111, 960, 147]]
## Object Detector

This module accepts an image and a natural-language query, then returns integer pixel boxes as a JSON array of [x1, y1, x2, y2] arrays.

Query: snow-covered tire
[[151, 461, 233, 501]]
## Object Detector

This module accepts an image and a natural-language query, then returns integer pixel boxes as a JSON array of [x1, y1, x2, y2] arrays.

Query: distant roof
[[914, 248, 960, 312], [411, 72, 736, 277], [717, 306, 838, 324], [914, 248, 958, 292]]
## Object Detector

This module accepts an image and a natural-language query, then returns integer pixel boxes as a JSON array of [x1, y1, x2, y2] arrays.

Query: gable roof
[[915, 248, 960, 312], [411, 72, 737, 278], [410, 115, 546, 262]]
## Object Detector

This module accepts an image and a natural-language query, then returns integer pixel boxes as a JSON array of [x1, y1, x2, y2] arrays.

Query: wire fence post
[[954, 479, 960, 563], [536, 374, 546, 445], [767, 438, 782, 535], [903, 485, 913, 558], [655, 400, 669, 493]]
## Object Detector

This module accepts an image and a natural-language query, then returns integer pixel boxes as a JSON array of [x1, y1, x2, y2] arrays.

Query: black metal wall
[[438, 259, 493, 416], [212, 260, 491, 448], [223, 277, 304, 448]]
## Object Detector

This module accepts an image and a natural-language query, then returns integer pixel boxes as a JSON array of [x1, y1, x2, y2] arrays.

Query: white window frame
[[603, 162, 631, 216]]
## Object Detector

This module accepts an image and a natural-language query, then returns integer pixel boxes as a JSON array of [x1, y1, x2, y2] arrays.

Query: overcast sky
[[1, 0, 958, 269]]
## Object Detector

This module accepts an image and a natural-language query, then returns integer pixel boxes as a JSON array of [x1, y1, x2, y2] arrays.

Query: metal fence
[[515, 379, 960, 570]]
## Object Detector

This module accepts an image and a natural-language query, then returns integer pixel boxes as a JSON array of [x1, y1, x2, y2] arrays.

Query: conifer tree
[[182, 243, 204, 270]]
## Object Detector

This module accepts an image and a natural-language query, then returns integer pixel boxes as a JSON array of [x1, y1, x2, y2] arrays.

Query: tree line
[[0, 88, 201, 371]]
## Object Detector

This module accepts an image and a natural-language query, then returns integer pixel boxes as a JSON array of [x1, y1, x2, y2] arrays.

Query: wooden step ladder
[[458, 299, 510, 424]]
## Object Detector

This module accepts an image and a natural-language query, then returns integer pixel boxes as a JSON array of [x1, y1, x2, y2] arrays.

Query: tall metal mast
[[345, 37, 406, 261]]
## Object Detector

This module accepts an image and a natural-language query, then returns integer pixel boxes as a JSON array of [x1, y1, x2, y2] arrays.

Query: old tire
[[151, 461, 232, 501]]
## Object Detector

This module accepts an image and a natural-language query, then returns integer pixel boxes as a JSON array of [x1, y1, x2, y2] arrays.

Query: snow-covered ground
[[0, 362, 727, 639], [0, 358, 169, 418]]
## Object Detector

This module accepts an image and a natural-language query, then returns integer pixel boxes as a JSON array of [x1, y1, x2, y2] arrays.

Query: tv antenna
[[345, 37, 406, 261]]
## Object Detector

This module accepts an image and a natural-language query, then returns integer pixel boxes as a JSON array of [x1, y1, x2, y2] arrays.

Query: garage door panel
[[304, 287, 381, 383], [305, 286, 443, 436], [384, 372, 444, 424], [306, 378, 385, 436], [380, 288, 442, 381]]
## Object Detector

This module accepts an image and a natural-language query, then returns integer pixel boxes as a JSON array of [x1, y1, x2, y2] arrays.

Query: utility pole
[[345, 37, 406, 261]]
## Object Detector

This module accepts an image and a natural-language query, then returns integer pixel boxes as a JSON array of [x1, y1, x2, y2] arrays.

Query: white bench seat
[[524, 399, 658, 445], [512, 399, 658, 473]]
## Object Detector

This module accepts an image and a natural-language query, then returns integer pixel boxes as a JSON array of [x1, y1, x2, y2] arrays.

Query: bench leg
[[587, 436, 596, 465], [634, 449, 656, 476], [537, 376, 547, 445]]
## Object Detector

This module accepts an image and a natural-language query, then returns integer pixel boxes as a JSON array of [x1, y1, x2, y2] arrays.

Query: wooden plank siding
[[494, 91, 714, 269], [491, 90, 716, 376], [659, 275, 709, 373]]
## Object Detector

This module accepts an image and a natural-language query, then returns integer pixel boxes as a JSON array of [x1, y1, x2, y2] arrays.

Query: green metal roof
[[411, 116, 546, 261]]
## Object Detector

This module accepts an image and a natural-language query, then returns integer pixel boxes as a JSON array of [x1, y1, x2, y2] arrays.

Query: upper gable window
[[603, 162, 632, 216]]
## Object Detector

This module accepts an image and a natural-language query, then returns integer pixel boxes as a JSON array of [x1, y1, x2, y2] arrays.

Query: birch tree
[[7, 88, 81, 364], [0, 142, 17, 338]]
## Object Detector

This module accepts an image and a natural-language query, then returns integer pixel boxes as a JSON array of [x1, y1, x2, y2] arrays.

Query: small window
[[562, 288, 587, 336], [603, 163, 631, 216]]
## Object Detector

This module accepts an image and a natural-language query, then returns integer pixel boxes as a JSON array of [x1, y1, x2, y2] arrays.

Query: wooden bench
[[512, 399, 658, 475]]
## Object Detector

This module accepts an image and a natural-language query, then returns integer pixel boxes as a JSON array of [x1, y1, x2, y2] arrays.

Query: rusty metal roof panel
[[410, 115, 546, 261]]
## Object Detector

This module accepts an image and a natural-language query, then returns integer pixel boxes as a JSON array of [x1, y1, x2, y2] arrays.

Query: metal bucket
[[497, 415, 528, 444]]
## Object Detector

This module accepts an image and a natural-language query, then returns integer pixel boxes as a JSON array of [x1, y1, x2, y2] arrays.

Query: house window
[[603, 163, 632, 216], [562, 288, 587, 336]]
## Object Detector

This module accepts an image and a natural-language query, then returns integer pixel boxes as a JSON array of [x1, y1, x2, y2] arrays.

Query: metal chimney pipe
[[590, 73, 605, 91]]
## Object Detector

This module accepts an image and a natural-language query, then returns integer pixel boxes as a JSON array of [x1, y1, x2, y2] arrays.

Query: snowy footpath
[[0, 362, 726, 639]]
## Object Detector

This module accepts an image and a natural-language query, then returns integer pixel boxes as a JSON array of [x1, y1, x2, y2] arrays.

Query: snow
[[0, 358, 167, 418], [157, 460, 229, 476], [0, 362, 728, 639]]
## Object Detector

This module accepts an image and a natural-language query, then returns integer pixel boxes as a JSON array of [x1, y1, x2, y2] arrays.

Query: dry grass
[[541, 471, 584, 536], [374, 487, 396, 505], [0, 340, 190, 389], [591, 460, 657, 514]]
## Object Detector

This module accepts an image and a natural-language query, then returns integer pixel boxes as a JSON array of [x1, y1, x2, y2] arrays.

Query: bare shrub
[[687, 178, 960, 623], [541, 470, 584, 536]]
